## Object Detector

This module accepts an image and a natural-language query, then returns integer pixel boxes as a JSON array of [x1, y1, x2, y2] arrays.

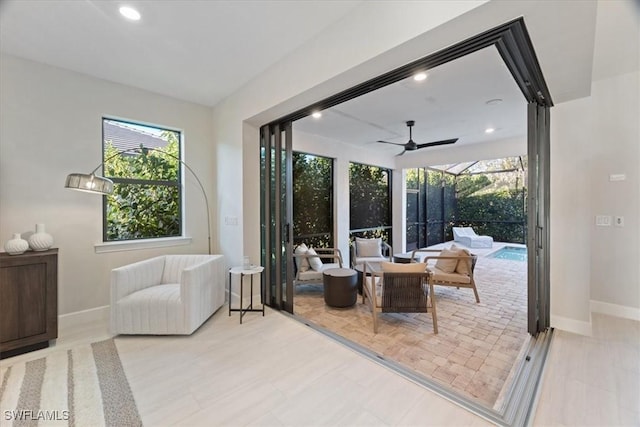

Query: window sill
[[94, 236, 192, 254]]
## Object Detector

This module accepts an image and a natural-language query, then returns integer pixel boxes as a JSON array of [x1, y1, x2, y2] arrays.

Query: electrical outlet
[[225, 216, 238, 226], [595, 215, 612, 226], [615, 216, 624, 227]]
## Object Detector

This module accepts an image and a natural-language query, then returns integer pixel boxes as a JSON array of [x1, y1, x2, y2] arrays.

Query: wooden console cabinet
[[0, 249, 58, 358]]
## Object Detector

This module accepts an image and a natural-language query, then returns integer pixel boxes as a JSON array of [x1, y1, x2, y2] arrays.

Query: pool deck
[[400, 240, 526, 259]]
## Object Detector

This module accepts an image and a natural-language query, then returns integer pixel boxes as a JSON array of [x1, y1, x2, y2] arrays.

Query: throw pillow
[[450, 244, 472, 275], [381, 261, 427, 273], [356, 237, 383, 258], [294, 243, 310, 272], [307, 247, 323, 271], [434, 248, 459, 273]]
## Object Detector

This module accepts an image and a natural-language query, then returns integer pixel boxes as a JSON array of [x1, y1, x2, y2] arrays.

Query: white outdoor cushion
[[434, 248, 459, 273], [356, 256, 388, 265], [450, 244, 472, 276], [307, 247, 323, 271], [297, 263, 341, 282], [295, 243, 310, 272], [356, 237, 383, 257]]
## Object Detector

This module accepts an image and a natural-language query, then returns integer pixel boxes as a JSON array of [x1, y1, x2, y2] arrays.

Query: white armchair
[[110, 254, 225, 335], [351, 237, 392, 268]]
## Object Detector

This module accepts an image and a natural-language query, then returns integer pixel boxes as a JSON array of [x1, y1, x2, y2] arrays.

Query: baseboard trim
[[58, 305, 110, 334], [591, 300, 640, 321], [550, 314, 592, 336]]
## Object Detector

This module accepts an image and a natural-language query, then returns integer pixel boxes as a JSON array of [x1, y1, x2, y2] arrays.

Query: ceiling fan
[[376, 120, 458, 156]]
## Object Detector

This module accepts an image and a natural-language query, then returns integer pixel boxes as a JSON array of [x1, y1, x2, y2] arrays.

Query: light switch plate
[[596, 215, 612, 226], [609, 174, 626, 181]]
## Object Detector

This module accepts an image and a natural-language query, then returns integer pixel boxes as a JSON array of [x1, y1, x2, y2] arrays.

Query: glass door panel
[[260, 122, 294, 313]]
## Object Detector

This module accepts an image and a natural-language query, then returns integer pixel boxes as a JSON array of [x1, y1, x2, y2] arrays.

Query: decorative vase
[[4, 233, 29, 255], [28, 223, 53, 251]]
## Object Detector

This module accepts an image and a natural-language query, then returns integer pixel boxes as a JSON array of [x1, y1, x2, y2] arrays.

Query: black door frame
[[261, 17, 552, 334]]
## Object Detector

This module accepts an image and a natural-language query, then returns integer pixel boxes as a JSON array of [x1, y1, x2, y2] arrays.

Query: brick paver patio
[[294, 246, 528, 408]]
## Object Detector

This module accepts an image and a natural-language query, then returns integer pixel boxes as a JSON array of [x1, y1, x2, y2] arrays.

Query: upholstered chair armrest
[[180, 256, 219, 323], [111, 256, 165, 302], [409, 249, 441, 263]]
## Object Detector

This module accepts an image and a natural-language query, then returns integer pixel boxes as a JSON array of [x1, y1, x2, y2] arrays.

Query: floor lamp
[[64, 146, 212, 254]]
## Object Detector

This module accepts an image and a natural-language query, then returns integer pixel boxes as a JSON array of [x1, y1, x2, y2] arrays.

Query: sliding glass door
[[260, 122, 294, 313], [259, 18, 551, 334], [527, 103, 551, 333]]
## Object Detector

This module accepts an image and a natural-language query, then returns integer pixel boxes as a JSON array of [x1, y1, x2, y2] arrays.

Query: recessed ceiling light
[[485, 98, 503, 106], [311, 111, 322, 119], [119, 6, 141, 21], [413, 72, 428, 82], [485, 128, 495, 134]]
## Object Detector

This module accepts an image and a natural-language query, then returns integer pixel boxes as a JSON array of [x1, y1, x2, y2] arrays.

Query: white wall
[[0, 55, 215, 315], [212, 1, 488, 270], [550, 70, 640, 330]]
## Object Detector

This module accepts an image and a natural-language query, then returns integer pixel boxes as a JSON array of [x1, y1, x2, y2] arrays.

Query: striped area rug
[[0, 339, 141, 426]]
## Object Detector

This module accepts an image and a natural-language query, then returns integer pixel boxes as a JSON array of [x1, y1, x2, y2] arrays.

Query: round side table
[[229, 265, 264, 324], [322, 268, 358, 308]]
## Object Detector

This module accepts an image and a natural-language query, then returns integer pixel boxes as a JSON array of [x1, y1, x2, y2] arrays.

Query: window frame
[[101, 117, 185, 243]]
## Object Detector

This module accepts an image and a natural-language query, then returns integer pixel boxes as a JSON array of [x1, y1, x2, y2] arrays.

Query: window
[[349, 162, 392, 243], [102, 118, 182, 241]]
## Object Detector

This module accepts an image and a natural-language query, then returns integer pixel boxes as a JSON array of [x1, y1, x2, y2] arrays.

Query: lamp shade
[[65, 173, 114, 195]]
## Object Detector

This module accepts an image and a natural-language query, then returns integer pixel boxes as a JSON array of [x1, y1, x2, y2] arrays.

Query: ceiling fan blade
[[416, 138, 458, 149], [396, 149, 406, 157], [375, 140, 407, 147]]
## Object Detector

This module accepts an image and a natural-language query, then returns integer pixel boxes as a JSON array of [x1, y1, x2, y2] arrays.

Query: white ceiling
[[294, 46, 526, 156], [0, 0, 361, 107], [1, 0, 637, 159]]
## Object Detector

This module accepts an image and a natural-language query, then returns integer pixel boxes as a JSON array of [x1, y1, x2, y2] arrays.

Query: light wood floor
[[1, 309, 637, 426], [533, 313, 640, 426]]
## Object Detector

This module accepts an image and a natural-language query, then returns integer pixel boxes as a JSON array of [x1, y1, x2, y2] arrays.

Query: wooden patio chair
[[350, 237, 392, 269], [411, 247, 479, 303], [361, 262, 437, 334], [293, 245, 344, 287]]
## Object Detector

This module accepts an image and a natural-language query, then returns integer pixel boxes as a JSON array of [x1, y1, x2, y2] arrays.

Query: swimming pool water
[[488, 246, 527, 261]]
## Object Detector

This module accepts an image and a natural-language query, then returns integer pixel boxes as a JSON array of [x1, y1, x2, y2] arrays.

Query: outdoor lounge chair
[[293, 244, 344, 286], [452, 227, 493, 248], [411, 246, 480, 303], [362, 262, 437, 334], [350, 237, 392, 269]]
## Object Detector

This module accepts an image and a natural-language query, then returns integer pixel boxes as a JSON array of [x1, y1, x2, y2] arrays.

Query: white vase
[[28, 223, 53, 251], [4, 233, 29, 255]]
